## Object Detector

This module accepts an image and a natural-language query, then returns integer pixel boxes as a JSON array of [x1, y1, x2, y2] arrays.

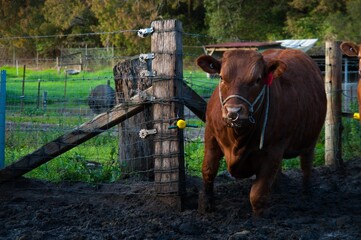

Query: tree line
[[0, 0, 360, 57]]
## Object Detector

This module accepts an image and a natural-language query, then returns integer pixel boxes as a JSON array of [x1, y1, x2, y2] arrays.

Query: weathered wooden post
[[113, 56, 153, 179], [151, 19, 185, 209], [325, 41, 343, 167]]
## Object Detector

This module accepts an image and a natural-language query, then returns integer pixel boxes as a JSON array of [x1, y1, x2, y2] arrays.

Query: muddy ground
[[1, 158, 361, 240]]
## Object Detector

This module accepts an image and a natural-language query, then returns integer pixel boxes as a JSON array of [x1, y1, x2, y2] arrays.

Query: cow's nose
[[227, 109, 239, 121], [225, 105, 245, 120]]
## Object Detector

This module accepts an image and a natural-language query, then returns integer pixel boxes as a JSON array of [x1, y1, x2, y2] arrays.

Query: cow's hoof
[[252, 204, 270, 218], [198, 191, 214, 214], [252, 209, 271, 219], [253, 207, 273, 219]]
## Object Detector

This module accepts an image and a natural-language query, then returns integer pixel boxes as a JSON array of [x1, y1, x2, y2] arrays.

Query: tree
[[324, 0, 361, 42], [0, 0, 100, 57], [0, 0, 45, 57], [42, 0, 99, 50], [89, 0, 206, 54], [2, 0, 361, 60], [158, 0, 206, 37], [285, 0, 348, 41], [89, 0, 161, 55], [204, 0, 289, 42]]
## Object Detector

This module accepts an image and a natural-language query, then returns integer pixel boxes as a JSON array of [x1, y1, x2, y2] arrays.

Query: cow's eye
[[248, 76, 262, 87], [220, 76, 224, 83]]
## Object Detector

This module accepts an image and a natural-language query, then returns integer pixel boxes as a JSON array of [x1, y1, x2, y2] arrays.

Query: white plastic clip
[[139, 53, 154, 62], [139, 129, 157, 139], [137, 28, 154, 38]]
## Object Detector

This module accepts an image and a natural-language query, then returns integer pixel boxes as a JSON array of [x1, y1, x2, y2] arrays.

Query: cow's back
[[263, 49, 326, 158]]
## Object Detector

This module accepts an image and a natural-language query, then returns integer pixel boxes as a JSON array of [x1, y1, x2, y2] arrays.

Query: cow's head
[[197, 50, 286, 128], [340, 42, 360, 57], [340, 41, 361, 123]]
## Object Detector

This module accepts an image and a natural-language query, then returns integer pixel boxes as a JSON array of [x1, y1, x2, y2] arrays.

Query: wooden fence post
[[325, 41, 343, 167], [113, 57, 153, 179], [151, 19, 185, 210]]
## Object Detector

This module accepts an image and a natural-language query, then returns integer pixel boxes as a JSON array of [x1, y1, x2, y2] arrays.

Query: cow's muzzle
[[222, 104, 250, 127], [219, 86, 266, 128]]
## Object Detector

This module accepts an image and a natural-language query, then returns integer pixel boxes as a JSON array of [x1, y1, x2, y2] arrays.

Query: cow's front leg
[[198, 135, 223, 214], [198, 180, 214, 213], [250, 158, 281, 216]]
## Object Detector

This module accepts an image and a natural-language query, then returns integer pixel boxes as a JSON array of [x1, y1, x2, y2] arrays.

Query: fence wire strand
[[1, 32, 360, 195]]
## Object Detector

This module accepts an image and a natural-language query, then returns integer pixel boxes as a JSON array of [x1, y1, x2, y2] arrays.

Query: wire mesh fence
[[0, 25, 208, 188], [3, 65, 121, 182], [1, 26, 361, 193]]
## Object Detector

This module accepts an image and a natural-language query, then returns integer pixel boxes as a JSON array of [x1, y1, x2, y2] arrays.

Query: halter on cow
[[196, 49, 326, 215]]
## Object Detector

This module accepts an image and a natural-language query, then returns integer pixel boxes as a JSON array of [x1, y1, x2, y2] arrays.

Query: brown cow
[[196, 49, 327, 215], [340, 42, 361, 120]]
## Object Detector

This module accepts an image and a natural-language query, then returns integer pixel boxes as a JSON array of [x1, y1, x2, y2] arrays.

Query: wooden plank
[[0, 87, 153, 183], [182, 82, 207, 122], [151, 20, 185, 208], [341, 112, 355, 119], [325, 41, 343, 167]]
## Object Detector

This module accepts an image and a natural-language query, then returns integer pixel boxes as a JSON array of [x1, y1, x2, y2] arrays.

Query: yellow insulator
[[353, 113, 360, 120], [176, 119, 187, 129]]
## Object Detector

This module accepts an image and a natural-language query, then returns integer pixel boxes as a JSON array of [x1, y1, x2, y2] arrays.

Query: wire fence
[[1, 25, 361, 190], [0, 27, 212, 186]]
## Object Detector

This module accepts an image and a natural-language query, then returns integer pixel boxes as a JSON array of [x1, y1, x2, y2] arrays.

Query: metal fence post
[[0, 70, 6, 169]]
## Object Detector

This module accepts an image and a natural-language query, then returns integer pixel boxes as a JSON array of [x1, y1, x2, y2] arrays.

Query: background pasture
[[1, 28, 361, 186]]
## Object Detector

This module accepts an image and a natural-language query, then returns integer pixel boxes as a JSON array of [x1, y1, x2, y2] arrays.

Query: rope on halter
[[259, 86, 270, 149], [219, 83, 266, 124]]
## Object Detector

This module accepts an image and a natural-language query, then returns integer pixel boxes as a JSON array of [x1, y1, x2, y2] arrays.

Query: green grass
[[2, 66, 122, 183], [5, 127, 121, 183], [3, 66, 113, 109], [27, 137, 121, 183], [2, 66, 360, 182], [183, 70, 219, 97]]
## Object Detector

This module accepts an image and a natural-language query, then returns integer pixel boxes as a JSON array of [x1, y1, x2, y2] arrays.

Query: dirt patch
[[1, 159, 361, 240]]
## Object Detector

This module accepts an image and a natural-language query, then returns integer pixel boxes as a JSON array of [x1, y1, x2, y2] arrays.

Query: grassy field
[[2, 66, 218, 182], [1, 66, 360, 183], [3, 66, 112, 106], [2, 66, 120, 182]]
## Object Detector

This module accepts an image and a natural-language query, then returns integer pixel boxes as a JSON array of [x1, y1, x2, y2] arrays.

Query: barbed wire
[[0, 29, 139, 40]]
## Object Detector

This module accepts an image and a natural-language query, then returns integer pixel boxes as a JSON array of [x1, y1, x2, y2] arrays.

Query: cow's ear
[[340, 42, 359, 57], [196, 55, 221, 74], [266, 60, 287, 79]]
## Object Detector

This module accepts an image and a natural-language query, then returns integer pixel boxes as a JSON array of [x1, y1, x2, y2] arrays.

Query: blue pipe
[[0, 70, 6, 169]]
